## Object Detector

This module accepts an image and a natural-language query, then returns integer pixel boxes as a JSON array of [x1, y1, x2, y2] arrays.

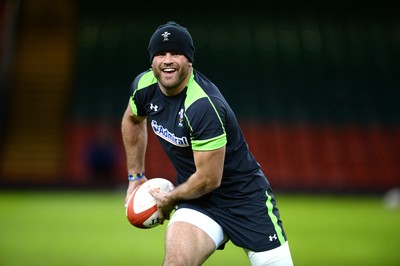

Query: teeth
[[164, 68, 175, 72]]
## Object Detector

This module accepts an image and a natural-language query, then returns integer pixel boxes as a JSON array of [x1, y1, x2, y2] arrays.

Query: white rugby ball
[[126, 178, 175, 229]]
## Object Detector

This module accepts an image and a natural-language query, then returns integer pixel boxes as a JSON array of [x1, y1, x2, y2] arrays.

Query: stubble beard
[[157, 68, 190, 94]]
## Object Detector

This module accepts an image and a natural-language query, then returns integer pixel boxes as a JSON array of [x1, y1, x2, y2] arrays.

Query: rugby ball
[[126, 178, 175, 229]]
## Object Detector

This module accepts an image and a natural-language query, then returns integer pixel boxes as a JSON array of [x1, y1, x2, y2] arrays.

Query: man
[[121, 21, 294, 266]]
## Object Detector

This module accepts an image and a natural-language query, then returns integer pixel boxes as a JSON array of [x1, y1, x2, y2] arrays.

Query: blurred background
[[1, 0, 399, 193]]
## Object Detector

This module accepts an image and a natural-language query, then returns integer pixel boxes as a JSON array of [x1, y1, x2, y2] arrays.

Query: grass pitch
[[0, 190, 399, 265]]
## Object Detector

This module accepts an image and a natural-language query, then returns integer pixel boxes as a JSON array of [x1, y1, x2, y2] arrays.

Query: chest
[[146, 92, 190, 146]]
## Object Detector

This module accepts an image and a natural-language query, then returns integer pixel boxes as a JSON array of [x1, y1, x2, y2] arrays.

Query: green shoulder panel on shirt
[[130, 70, 157, 116], [137, 70, 158, 90], [185, 71, 227, 151], [184, 72, 208, 109]]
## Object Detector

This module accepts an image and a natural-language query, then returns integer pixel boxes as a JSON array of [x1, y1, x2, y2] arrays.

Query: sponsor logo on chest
[[151, 120, 189, 147]]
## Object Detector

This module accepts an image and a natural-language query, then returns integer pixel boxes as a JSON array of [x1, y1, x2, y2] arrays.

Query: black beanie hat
[[148, 21, 195, 63]]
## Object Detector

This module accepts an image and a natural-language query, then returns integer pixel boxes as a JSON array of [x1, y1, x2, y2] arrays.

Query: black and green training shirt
[[129, 68, 270, 207]]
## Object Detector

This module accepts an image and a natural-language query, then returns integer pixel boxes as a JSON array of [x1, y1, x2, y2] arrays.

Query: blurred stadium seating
[[1, 1, 399, 192]]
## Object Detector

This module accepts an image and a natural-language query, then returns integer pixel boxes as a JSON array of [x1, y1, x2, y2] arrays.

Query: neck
[[159, 83, 186, 96]]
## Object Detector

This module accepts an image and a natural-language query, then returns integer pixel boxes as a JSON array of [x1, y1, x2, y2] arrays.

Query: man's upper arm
[[124, 102, 146, 124], [193, 146, 226, 181]]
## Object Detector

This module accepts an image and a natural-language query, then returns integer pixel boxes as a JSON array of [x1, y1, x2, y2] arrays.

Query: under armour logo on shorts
[[269, 234, 277, 241]]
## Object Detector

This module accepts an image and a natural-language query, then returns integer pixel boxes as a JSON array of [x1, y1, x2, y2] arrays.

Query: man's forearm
[[121, 112, 147, 174]]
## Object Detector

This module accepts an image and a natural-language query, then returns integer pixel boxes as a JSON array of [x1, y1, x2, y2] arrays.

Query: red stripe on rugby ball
[[126, 184, 158, 229]]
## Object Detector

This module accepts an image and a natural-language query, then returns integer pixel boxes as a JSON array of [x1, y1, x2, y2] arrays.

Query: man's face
[[151, 52, 192, 96]]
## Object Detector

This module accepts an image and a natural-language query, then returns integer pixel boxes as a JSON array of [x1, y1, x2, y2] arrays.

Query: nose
[[163, 53, 173, 64]]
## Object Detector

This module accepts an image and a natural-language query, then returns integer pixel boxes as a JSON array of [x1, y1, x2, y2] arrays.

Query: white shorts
[[169, 208, 294, 266], [168, 208, 228, 249], [244, 241, 294, 266]]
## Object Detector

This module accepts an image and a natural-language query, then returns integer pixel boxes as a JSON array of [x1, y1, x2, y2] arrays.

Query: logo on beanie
[[161, 31, 171, 42]]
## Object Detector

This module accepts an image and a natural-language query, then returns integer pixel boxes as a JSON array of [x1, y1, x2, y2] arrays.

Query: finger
[[158, 208, 165, 224], [148, 188, 158, 198]]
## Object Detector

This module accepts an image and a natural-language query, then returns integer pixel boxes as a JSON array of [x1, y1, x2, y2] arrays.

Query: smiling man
[[121, 21, 293, 266]]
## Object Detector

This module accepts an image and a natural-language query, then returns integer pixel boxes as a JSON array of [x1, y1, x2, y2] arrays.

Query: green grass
[[0, 190, 399, 265]]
